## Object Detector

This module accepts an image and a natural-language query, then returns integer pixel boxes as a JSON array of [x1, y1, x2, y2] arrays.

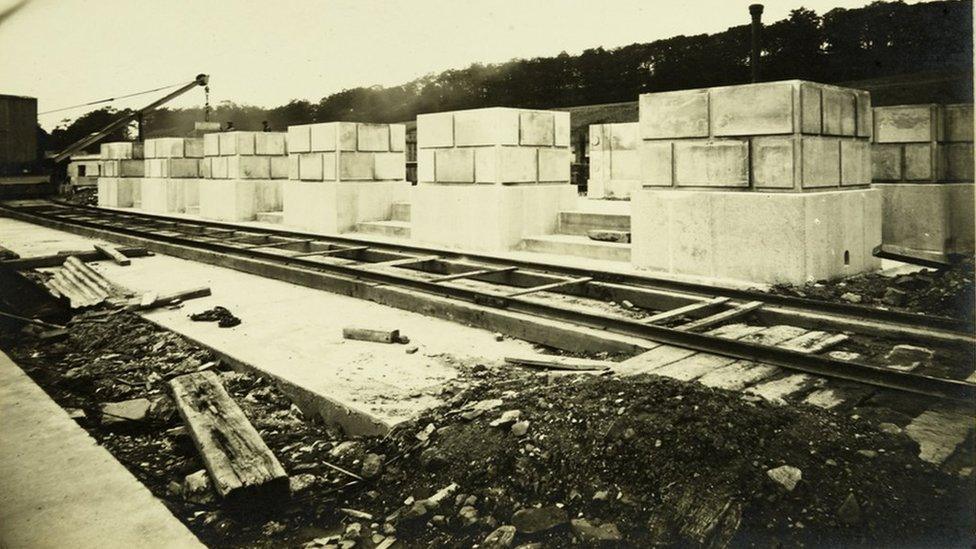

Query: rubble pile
[[1, 308, 972, 548], [766, 258, 975, 322]]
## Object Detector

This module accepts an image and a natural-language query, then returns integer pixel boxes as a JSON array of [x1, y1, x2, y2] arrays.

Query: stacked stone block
[[97, 142, 144, 208], [588, 123, 640, 199], [282, 122, 409, 233], [139, 137, 204, 214], [198, 131, 287, 221], [637, 80, 872, 191], [413, 107, 575, 250], [632, 80, 881, 285], [871, 104, 974, 257]]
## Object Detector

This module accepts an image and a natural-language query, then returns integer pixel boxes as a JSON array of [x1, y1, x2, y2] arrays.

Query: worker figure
[[262, 121, 272, 132], [225, 121, 235, 131]]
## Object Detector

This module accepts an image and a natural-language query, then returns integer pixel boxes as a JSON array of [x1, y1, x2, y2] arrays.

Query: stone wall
[[285, 122, 406, 182], [588, 123, 640, 198], [201, 132, 289, 180], [637, 80, 872, 191], [871, 104, 974, 183]]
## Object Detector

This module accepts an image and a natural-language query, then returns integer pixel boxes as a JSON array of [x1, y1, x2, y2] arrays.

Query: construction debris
[[504, 354, 614, 371], [44, 256, 117, 308], [189, 305, 240, 327], [94, 244, 131, 266], [342, 326, 407, 344], [586, 229, 631, 244], [130, 287, 211, 312], [169, 370, 289, 506]]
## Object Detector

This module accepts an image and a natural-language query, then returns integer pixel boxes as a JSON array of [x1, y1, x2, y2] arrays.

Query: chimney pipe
[[749, 4, 764, 82]]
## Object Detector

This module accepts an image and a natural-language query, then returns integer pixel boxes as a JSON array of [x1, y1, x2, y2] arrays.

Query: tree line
[[46, 0, 972, 153]]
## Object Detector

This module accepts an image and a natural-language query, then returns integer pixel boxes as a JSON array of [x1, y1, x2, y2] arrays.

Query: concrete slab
[[97, 177, 135, 208], [282, 180, 411, 234], [875, 182, 975, 256], [0, 351, 202, 548]]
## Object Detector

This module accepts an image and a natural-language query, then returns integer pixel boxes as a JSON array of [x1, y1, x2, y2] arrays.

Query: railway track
[[2, 199, 974, 410]]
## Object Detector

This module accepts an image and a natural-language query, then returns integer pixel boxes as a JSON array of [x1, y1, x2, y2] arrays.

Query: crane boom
[[53, 73, 209, 163]]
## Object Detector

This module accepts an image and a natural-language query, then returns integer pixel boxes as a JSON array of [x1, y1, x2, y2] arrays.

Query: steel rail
[[3, 201, 974, 404], [25, 199, 975, 336]]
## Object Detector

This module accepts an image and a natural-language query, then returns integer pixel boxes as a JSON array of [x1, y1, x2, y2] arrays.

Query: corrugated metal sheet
[[44, 256, 114, 308]]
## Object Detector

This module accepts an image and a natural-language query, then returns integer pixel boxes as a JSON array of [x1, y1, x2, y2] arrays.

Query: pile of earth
[[326, 372, 974, 548], [764, 258, 975, 323]]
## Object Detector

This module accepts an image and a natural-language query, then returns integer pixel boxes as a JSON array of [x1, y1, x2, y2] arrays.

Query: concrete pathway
[[0, 351, 202, 549]]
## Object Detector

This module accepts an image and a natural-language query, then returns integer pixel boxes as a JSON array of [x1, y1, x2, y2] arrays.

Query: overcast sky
[[1, 0, 892, 129]]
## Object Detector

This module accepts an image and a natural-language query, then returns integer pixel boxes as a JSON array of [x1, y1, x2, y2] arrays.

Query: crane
[[53, 73, 209, 163]]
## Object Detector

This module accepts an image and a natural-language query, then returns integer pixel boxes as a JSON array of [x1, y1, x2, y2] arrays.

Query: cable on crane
[[38, 80, 192, 115]]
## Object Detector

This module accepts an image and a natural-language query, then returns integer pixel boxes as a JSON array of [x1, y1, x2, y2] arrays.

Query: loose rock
[[481, 525, 517, 548], [570, 518, 623, 543], [767, 465, 802, 492], [511, 505, 568, 534]]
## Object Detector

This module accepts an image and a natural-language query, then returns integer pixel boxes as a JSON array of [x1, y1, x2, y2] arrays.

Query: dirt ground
[[2, 306, 973, 549], [763, 258, 975, 323]]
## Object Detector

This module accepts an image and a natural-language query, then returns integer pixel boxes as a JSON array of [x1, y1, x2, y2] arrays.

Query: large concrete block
[[519, 111, 555, 146], [631, 188, 882, 284], [228, 156, 271, 179], [608, 149, 639, 181], [374, 152, 406, 181], [219, 132, 256, 156], [800, 83, 822, 134], [271, 156, 289, 179], [298, 153, 324, 181], [140, 178, 184, 214], [434, 148, 475, 182], [283, 180, 411, 234], [411, 184, 576, 251], [554, 112, 570, 147], [454, 108, 519, 147], [639, 89, 709, 139], [822, 87, 857, 136], [873, 105, 939, 143], [609, 123, 639, 150], [871, 144, 902, 181], [199, 179, 258, 221], [339, 152, 375, 181], [146, 137, 185, 158], [417, 112, 455, 148], [100, 141, 143, 160], [200, 157, 212, 179], [184, 138, 204, 158], [903, 143, 936, 181], [288, 125, 312, 153], [211, 156, 228, 179], [800, 137, 840, 188], [840, 139, 871, 186], [854, 90, 872, 138], [356, 124, 389, 151], [944, 143, 975, 181], [752, 136, 797, 189], [639, 141, 673, 187], [97, 177, 134, 208], [475, 147, 499, 184], [255, 132, 286, 155], [944, 104, 974, 142], [390, 124, 406, 152], [418, 149, 435, 182], [673, 140, 748, 187], [499, 147, 537, 184], [876, 182, 975, 256], [204, 133, 221, 156], [309, 123, 337, 152], [338, 123, 358, 152], [539, 148, 571, 182], [710, 82, 794, 136]]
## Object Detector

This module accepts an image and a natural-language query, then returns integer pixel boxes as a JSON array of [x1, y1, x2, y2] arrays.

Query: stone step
[[520, 234, 631, 262], [557, 211, 630, 236], [255, 211, 283, 224], [354, 220, 411, 238], [391, 202, 411, 222]]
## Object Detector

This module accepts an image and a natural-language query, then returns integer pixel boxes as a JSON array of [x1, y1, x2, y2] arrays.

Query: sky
[[0, 0, 894, 130]]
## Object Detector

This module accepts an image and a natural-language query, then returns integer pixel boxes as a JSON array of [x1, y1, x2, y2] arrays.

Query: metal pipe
[[749, 4, 764, 82]]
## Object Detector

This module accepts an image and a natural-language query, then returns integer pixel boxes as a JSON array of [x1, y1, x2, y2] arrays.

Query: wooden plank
[[504, 354, 615, 371], [506, 276, 592, 298], [127, 286, 211, 311], [93, 243, 131, 266], [0, 310, 65, 330], [1, 248, 151, 270], [643, 297, 730, 325], [429, 266, 518, 283], [0, 244, 20, 260], [241, 239, 314, 250], [168, 371, 288, 504], [678, 301, 764, 331], [343, 326, 401, 344], [366, 255, 440, 268], [289, 245, 370, 258]]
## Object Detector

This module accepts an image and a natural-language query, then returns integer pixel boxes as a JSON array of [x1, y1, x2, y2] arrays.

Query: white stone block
[[204, 133, 220, 156], [944, 143, 975, 181], [673, 140, 749, 187], [219, 132, 256, 156], [185, 138, 205, 158], [639, 141, 673, 187], [800, 83, 822, 134], [854, 90, 872, 138], [475, 147, 499, 183], [434, 148, 475, 182], [554, 112, 570, 147], [822, 87, 857, 136], [374, 152, 405, 180], [338, 123, 358, 151], [309, 123, 337, 152], [455, 108, 519, 147], [288, 125, 312, 153], [871, 144, 902, 181], [199, 179, 258, 221], [357, 124, 390, 151], [609, 149, 639, 181], [390, 124, 406, 152], [418, 149, 435, 182], [299, 153, 324, 181], [538, 148, 570, 182], [640, 89, 709, 139], [873, 105, 939, 143], [944, 104, 974, 142], [519, 111, 555, 146], [271, 156, 289, 179], [801, 137, 841, 188], [288, 155, 299, 180], [417, 112, 455, 148], [211, 156, 228, 179], [499, 147, 537, 184], [255, 132, 286, 155], [840, 139, 870, 186], [710, 81, 795, 137], [229, 156, 271, 179], [752, 136, 797, 189], [200, 158, 212, 178], [339, 152, 374, 180], [610, 123, 639, 150], [143, 139, 156, 159], [118, 160, 144, 177]]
